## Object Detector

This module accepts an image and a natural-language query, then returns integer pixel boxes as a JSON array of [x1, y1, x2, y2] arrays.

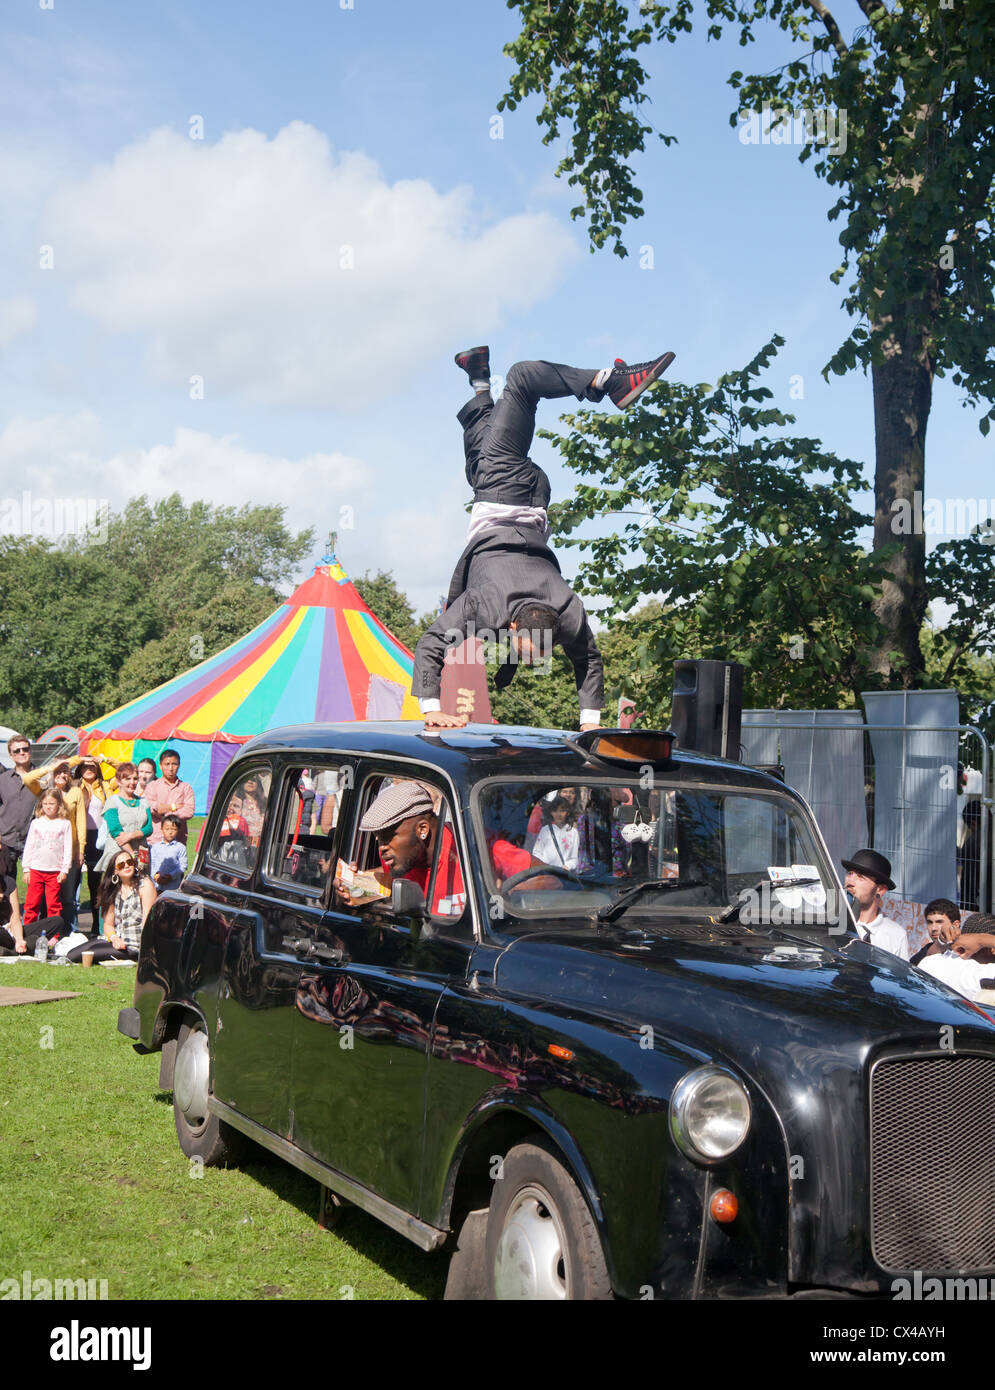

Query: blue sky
[[0, 0, 989, 617]]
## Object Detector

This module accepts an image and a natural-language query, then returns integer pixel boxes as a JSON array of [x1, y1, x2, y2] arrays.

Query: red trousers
[[23, 871, 62, 924]]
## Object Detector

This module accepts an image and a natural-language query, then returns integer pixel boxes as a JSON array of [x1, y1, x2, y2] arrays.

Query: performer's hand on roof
[[423, 711, 469, 730]]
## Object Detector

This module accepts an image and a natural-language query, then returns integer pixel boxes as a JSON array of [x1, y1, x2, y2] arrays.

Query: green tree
[[596, 601, 676, 726], [546, 336, 887, 709], [500, 0, 995, 687], [923, 525, 995, 739], [0, 537, 156, 732]]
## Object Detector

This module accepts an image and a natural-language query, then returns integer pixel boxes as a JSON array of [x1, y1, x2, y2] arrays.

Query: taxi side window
[[204, 763, 273, 877], [349, 775, 467, 924], [267, 764, 348, 898]]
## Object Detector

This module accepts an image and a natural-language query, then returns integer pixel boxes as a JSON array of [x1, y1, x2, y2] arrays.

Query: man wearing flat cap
[[842, 848, 910, 960], [335, 781, 466, 918]]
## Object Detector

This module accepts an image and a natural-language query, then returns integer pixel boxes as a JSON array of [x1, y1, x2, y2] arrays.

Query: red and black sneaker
[[606, 351, 676, 409], [455, 345, 491, 382]]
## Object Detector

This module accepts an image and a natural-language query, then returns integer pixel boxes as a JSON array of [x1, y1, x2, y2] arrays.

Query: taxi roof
[[237, 722, 788, 795]]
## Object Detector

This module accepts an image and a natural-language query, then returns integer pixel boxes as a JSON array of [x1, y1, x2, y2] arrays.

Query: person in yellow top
[[22, 758, 89, 932]]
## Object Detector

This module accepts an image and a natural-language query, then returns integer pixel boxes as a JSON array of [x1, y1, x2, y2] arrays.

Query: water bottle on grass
[[34, 931, 49, 962]]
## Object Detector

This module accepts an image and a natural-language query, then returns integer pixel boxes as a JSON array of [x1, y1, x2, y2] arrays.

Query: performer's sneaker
[[455, 345, 490, 382], [606, 352, 676, 409]]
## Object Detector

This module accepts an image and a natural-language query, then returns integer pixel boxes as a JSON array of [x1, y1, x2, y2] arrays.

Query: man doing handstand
[[412, 347, 675, 731]]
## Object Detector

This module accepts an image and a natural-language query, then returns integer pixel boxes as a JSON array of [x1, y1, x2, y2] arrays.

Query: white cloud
[[0, 413, 371, 545], [0, 411, 460, 612], [43, 122, 579, 408], [0, 295, 37, 351]]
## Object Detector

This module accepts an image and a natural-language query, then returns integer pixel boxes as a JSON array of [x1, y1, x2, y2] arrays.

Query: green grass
[[0, 962, 447, 1300]]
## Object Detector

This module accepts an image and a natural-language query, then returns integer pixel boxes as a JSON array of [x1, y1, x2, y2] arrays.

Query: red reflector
[[548, 1044, 574, 1062], [710, 1189, 738, 1223]]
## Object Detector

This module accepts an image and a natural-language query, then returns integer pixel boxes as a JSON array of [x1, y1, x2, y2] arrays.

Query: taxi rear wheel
[[484, 1140, 613, 1300], [172, 1019, 244, 1167]]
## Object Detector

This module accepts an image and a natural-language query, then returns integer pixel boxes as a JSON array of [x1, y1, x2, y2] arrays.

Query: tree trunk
[[868, 328, 932, 687]]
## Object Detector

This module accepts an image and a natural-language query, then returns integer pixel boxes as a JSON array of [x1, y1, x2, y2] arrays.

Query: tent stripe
[[85, 608, 291, 739], [81, 560, 436, 809], [226, 606, 324, 731], [345, 610, 416, 691], [315, 608, 352, 722], [334, 608, 371, 716], [183, 606, 308, 735]]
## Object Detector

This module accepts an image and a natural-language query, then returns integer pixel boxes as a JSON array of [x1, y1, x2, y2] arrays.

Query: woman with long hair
[[239, 773, 268, 846], [65, 849, 155, 963]]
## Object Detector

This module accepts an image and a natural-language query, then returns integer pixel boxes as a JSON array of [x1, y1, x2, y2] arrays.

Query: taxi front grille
[[870, 1053, 995, 1272]]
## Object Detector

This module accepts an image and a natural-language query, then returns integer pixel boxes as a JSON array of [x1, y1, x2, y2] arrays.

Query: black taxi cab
[[118, 722, 995, 1300]]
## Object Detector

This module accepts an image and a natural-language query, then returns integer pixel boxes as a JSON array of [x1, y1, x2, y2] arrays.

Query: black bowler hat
[[841, 848, 895, 891]]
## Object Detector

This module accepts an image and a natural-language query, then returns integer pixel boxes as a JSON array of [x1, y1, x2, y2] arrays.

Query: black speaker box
[[671, 659, 744, 760]]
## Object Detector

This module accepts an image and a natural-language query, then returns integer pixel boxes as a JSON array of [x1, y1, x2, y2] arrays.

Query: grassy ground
[[2, 831, 448, 1300]]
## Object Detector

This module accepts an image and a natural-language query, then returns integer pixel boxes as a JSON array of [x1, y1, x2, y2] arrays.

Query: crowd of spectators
[[0, 735, 194, 962]]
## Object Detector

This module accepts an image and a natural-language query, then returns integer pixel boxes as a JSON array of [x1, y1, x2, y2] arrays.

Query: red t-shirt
[[488, 836, 531, 881]]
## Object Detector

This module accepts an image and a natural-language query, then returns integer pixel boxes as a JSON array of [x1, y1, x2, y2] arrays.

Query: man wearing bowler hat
[[842, 848, 910, 960]]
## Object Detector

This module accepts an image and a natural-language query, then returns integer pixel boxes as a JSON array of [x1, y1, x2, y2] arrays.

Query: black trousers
[[84, 827, 103, 925], [0, 915, 63, 954], [458, 360, 602, 508], [65, 938, 137, 964]]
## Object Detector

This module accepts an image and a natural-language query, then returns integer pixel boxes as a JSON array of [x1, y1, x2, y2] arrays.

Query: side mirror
[[391, 877, 427, 922]]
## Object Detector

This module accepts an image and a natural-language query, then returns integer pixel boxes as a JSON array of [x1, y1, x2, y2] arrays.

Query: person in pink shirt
[[144, 748, 196, 844], [22, 789, 73, 923]]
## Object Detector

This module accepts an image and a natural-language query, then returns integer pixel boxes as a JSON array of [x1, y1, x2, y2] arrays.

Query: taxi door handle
[[309, 942, 344, 963]]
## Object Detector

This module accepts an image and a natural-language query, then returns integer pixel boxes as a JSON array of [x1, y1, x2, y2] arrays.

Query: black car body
[[119, 723, 995, 1299]]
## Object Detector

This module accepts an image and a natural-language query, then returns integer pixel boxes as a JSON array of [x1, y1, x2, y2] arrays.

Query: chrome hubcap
[[494, 1184, 569, 1299], [174, 1029, 210, 1125]]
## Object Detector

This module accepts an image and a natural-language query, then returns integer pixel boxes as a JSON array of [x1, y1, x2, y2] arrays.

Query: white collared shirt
[[857, 913, 911, 961]]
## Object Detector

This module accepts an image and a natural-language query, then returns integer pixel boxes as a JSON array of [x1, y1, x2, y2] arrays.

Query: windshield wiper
[[714, 877, 822, 926], [597, 879, 704, 925]]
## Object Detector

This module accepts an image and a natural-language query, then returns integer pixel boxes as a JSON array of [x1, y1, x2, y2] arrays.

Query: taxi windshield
[[474, 777, 838, 923]]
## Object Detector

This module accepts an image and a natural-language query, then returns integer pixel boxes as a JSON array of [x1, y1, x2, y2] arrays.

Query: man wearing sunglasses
[[0, 735, 38, 902]]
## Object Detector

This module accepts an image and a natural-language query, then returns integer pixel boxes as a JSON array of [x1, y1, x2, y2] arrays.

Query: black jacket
[[412, 526, 604, 715]]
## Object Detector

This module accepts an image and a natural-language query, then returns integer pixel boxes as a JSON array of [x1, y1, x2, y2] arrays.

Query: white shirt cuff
[[579, 709, 602, 727], [419, 698, 442, 714]]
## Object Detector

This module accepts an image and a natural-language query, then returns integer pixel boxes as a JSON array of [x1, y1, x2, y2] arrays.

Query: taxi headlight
[[669, 1066, 752, 1163]]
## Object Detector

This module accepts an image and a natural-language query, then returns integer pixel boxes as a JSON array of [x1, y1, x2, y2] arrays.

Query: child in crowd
[[532, 794, 580, 872], [150, 814, 188, 894], [22, 789, 73, 924], [220, 795, 250, 842]]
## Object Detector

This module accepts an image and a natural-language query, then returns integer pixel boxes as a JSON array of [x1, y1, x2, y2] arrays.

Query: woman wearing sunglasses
[[65, 849, 155, 964]]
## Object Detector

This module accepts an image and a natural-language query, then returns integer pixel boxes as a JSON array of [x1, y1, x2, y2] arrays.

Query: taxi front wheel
[[483, 1140, 613, 1300], [172, 1019, 244, 1167]]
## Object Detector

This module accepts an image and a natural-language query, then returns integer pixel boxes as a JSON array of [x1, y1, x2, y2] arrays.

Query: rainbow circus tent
[[80, 556, 421, 812]]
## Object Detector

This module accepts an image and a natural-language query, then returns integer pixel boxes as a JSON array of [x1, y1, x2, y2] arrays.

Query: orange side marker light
[[710, 1189, 738, 1223]]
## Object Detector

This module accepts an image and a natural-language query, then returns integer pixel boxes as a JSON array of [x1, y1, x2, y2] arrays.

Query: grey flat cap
[[359, 781, 436, 833]]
